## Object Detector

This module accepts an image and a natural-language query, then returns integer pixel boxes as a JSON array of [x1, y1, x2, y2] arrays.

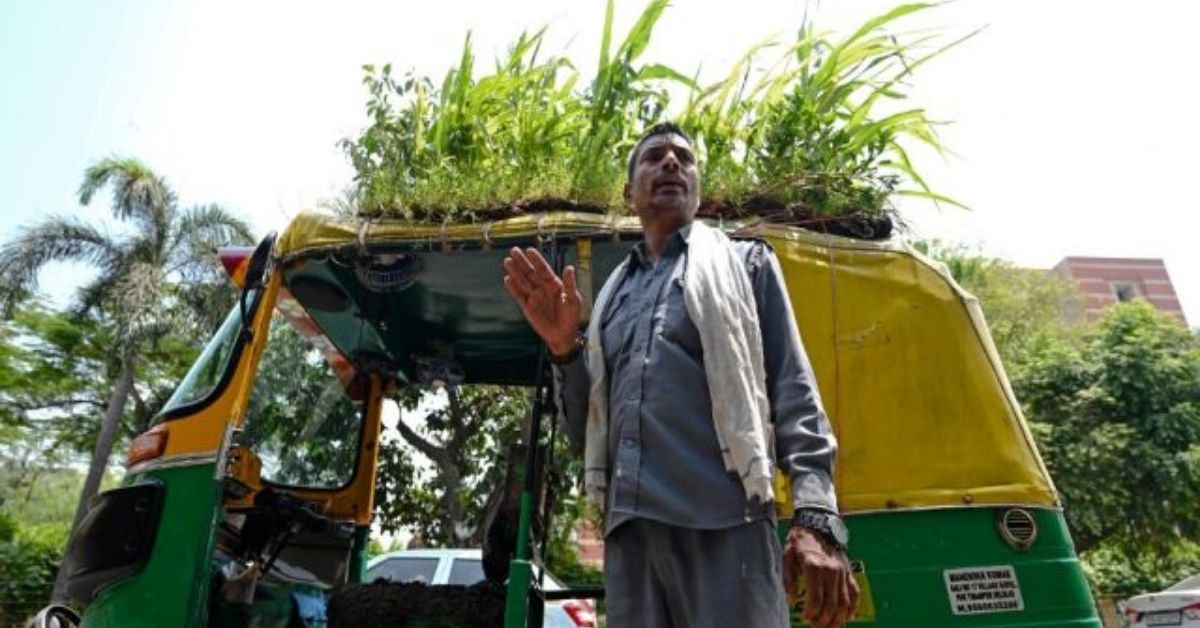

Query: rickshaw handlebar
[[267, 491, 355, 538]]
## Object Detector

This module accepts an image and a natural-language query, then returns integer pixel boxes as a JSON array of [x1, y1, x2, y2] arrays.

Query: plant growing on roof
[[737, 4, 974, 216], [343, 1, 969, 226]]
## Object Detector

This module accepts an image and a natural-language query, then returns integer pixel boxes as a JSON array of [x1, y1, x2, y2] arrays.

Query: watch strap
[[791, 509, 848, 552]]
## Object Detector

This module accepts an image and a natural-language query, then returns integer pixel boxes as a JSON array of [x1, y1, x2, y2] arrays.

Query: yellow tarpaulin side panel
[[756, 227, 1058, 513], [275, 211, 1059, 512]]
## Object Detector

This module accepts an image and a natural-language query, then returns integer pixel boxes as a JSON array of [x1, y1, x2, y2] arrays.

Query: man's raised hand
[[503, 247, 583, 357]]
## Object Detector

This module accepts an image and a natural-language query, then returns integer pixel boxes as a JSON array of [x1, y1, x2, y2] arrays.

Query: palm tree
[[0, 156, 254, 601]]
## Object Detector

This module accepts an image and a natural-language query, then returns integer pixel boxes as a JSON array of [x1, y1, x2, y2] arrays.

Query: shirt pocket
[[657, 275, 703, 356], [600, 289, 631, 367]]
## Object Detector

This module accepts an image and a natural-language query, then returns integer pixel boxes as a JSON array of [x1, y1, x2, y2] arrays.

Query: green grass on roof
[[339, 1, 972, 227]]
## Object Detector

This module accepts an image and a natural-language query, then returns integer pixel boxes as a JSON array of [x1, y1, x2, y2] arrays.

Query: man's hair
[[627, 122, 693, 182]]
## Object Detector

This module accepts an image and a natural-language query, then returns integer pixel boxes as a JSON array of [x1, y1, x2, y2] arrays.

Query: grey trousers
[[604, 518, 789, 628]]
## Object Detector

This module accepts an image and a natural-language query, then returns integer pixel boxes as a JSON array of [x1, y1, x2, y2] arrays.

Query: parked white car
[[1121, 574, 1200, 627], [365, 548, 597, 628]]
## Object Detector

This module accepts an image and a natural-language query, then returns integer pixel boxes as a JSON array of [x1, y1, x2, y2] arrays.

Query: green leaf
[[598, 0, 614, 72], [637, 63, 698, 88], [617, 0, 670, 61]]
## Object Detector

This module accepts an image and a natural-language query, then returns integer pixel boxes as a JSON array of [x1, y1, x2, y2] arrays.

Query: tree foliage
[[922, 244, 1200, 595], [0, 512, 65, 626], [915, 240, 1082, 370], [0, 295, 209, 460], [0, 156, 254, 599], [0, 154, 254, 442], [1016, 302, 1200, 557], [373, 383, 587, 568], [0, 301, 110, 439], [1081, 539, 1200, 598], [376, 385, 528, 545], [342, 1, 966, 220]]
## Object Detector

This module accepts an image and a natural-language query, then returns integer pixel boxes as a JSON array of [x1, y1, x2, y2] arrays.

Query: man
[[503, 123, 857, 627]]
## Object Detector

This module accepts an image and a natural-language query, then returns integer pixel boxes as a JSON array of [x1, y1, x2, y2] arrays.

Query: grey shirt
[[553, 225, 838, 536]]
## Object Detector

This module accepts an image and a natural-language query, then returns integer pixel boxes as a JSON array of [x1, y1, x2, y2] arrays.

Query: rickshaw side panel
[[78, 259, 284, 627], [781, 508, 1099, 626], [81, 464, 222, 627], [760, 231, 1058, 513]]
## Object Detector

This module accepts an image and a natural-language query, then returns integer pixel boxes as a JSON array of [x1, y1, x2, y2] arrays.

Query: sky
[[1, 0, 1197, 324]]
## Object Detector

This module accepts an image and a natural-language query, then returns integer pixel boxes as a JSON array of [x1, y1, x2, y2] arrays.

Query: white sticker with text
[[943, 565, 1024, 615]]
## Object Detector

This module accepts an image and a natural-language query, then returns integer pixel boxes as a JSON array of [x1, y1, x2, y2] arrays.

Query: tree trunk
[[442, 461, 464, 546], [50, 352, 137, 604], [442, 387, 469, 546]]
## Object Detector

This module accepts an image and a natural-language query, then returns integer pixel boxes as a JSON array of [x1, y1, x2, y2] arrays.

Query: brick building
[[1052, 256, 1188, 325]]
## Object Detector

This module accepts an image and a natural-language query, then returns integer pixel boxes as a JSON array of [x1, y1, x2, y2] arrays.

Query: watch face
[[828, 516, 850, 547]]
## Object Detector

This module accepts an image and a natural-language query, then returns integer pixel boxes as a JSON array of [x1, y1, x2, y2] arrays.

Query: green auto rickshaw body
[[68, 212, 1099, 627]]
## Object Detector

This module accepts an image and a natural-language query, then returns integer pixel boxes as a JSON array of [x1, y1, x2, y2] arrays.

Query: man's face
[[625, 133, 701, 223]]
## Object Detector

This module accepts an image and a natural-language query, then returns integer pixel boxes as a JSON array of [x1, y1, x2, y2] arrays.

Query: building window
[[1112, 282, 1139, 302]]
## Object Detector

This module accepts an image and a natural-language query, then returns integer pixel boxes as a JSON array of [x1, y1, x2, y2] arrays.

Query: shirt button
[[620, 438, 635, 447]]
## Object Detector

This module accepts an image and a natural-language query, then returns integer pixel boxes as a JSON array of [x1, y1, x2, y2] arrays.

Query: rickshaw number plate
[[943, 565, 1024, 615]]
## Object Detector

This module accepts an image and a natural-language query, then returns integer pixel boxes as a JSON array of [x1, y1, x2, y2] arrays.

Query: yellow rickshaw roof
[[273, 210, 1058, 512]]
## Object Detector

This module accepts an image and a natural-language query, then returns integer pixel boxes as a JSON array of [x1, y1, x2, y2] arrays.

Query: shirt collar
[[631, 222, 693, 268]]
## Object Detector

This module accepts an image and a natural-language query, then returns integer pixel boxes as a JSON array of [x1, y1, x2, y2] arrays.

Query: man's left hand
[[783, 527, 859, 627]]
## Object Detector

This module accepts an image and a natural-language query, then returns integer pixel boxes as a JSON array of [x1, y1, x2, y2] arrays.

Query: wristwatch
[[791, 509, 850, 553]]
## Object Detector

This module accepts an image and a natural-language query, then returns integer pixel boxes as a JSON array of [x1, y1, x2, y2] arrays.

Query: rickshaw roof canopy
[[268, 210, 1058, 513]]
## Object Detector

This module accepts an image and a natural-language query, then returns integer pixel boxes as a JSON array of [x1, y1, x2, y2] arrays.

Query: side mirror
[[239, 233, 276, 337], [243, 233, 276, 291]]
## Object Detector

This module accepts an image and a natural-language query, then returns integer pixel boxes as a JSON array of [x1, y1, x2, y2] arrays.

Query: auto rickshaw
[[49, 210, 1102, 627]]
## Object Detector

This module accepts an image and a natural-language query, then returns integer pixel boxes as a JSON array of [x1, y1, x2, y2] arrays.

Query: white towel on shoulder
[[582, 220, 774, 511]]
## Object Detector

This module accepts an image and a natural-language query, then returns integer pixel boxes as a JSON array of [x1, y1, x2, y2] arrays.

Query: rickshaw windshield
[[239, 311, 364, 489], [157, 295, 256, 419]]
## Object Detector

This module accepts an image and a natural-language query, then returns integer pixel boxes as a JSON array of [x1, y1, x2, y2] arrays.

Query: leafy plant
[[0, 513, 64, 625], [733, 4, 975, 215], [0, 157, 253, 598], [344, 29, 590, 219], [1081, 538, 1200, 598], [342, 1, 968, 224]]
